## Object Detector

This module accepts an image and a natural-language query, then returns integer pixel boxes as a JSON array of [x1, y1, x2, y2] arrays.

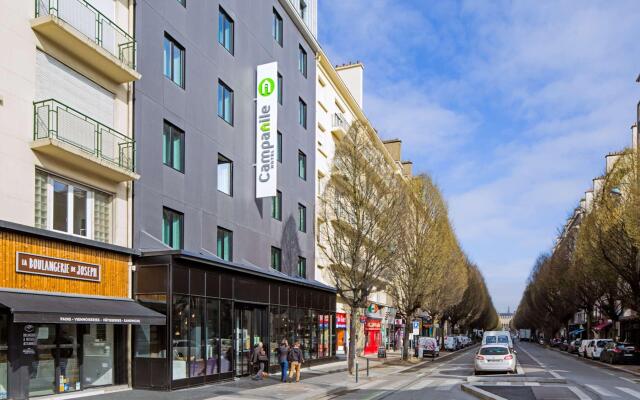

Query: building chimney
[[401, 161, 413, 177], [336, 62, 364, 109], [382, 139, 401, 163]]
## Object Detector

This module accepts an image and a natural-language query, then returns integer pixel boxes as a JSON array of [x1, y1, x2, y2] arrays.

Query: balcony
[[32, 0, 140, 84], [331, 113, 349, 138], [32, 99, 138, 182]]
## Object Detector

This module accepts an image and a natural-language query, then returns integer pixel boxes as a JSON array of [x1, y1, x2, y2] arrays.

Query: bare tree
[[319, 121, 403, 373]]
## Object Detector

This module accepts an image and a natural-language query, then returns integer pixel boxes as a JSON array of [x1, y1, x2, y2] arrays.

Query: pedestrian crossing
[[570, 384, 640, 399]]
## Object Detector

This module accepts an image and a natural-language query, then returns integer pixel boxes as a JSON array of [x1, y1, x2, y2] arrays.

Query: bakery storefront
[[132, 250, 337, 390], [0, 222, 164, 400]]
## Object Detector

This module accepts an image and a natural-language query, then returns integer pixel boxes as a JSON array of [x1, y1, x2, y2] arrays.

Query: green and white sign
[[256, 62, 278, 198]]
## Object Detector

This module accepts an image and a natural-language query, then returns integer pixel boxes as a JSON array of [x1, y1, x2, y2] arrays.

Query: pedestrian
[[251, 342, 268, 380], [288, 341, 305, 383], [277, 339, 290, 383]]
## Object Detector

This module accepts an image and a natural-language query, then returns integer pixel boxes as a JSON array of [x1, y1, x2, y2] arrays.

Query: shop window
[[272, 8, 283, 46], [172, 295, 190, 380], [271, 246, 282, 272], [217, 154, 233, 196], [0, 314, 6, 399], [162, 208, 183, 249], [189, 297, 205, 377], [220, 300, 233, 372], [217, 80, 234, 125], [205, 299, 220, 375], [163, 33, 185, 88], [36, 171, 112, 242], [82, 324, 114, 387], [163, 121, 185, 173]]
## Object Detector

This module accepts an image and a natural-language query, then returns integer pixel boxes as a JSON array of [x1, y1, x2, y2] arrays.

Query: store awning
[[0, 291, 166, 325], [569, 328, 584, 336], [593, 321, 612, 331]]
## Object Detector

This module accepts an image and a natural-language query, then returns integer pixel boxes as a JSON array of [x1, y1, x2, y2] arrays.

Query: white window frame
[[43, 175, 111, 241]]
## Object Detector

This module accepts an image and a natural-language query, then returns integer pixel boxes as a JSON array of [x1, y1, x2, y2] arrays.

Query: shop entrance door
[[234, 305, 267, 377]]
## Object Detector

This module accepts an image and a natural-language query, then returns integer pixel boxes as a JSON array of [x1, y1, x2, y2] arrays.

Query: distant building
[[499, 311, 514, 331]]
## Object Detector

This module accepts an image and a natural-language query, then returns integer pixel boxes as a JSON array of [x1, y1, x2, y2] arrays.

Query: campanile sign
[[255, 62, 278, 198]]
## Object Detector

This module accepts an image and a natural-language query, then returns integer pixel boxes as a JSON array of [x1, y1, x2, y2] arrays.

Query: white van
[[482, 331, 513, 349]]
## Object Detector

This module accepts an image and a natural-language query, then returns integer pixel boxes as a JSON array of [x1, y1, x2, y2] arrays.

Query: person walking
[[277, 339, 290, 383], [288, 341, 305, 383], [251, 342, 268, 380]]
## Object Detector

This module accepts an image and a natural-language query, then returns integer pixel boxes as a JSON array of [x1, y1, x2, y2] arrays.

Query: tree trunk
[[402, 319, 411, 361], [586, 307, 593, 339], [348, 309, 358, 374]]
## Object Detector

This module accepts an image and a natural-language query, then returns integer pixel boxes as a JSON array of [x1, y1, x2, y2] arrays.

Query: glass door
[[234, 305, 268, 377], [82, 324, 114, 387], [29, 325, 56, 397]]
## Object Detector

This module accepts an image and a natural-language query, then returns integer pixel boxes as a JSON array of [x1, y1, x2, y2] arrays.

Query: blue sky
[[318, 1, 640, 313]]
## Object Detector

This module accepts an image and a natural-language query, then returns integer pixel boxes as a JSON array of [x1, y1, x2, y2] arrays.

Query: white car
[[444, 336, 458, 351], [474, 345, 517, 374], [589, 339, 613, 360], [578, 339, 593, 357]]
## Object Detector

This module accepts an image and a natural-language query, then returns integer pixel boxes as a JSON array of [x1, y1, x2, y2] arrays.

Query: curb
[[467, 376, 566, 384], [548, 346, 640, 379], [461, 383, 508, 400]]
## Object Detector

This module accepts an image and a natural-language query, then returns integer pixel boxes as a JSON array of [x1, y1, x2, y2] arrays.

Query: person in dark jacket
[[251, 342, 268, 380], [287, 341, 304, 383], [277, 339, 290, 382]]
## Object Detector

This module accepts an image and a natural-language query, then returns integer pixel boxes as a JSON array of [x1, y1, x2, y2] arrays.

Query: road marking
[[620, 377, 637, 384], [410, 379, 434, 389], [618, 387, 640, 399], [585, 384, 620, 397], [435, 379, 458, 391], [568, 386, 593, 400], [517, 345, 564, 378], [524, 382, 540, 386], [496, 381, 511, 386]]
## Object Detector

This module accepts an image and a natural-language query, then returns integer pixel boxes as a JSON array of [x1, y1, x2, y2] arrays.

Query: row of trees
[[319, 122, 499, 372], [514, 148, 640, 340]]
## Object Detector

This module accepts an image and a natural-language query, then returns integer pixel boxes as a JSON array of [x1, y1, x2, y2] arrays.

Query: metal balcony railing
[[332, 113, 349, 132], [34, 99, 135, 171], [35, 0, 136, 69]]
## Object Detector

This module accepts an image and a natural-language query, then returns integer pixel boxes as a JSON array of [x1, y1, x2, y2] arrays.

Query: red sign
[[336, 313, 347, 329], [365, 319, 381, 331]]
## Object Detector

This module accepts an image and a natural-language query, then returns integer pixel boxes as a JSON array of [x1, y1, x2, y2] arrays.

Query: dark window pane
[[205, 299, 220, 375], [172, 295, 189, 380], [220, 300, 233, 372]]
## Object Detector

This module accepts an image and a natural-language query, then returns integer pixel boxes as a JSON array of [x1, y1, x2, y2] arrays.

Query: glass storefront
[[0, 314, 6, 400]]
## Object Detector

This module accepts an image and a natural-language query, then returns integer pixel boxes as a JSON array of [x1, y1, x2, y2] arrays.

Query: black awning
[[0, 291, 166, 325]]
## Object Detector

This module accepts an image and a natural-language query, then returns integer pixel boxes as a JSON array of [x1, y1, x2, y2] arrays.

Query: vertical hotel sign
[[255, 62, 278, 198]]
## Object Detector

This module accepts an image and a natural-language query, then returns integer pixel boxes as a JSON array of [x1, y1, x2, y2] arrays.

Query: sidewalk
[[74, 350, 455, 400]]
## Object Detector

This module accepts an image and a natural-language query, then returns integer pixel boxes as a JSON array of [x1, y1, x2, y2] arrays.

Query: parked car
[[444, 336, 459, 351], [568, 339, 581, 354], [590, 339, 614, 360], [600, 342, 637, 364], [578, 339, 593, 357], [474, 345, 517, 374], [558, 340, 569, 351], [417, 337, 440, 359]]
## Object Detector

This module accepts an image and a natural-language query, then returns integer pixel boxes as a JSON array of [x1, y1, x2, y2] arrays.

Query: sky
[[317, 0, 640, 313]]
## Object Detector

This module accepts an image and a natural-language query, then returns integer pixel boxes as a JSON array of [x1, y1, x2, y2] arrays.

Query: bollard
[[355, 361, 359, 383], [367, 358, 370, 377]]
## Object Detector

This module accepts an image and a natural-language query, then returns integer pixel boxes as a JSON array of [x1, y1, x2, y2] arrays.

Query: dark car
[[600, 342, 637, 364], [568, 339, 581, 354], [558, 340, 569, 351]]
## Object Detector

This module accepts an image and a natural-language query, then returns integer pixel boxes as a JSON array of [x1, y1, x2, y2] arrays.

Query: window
[[217, 227, 233, 261], [299, 0, 307, 20], [217, 80, 234, 125], [218, 7, 234, 54], [163, 34, 185, 88], [298, 98, 307, 128], [298, 203, 306, 232], [272, 8, 283, 46], [162, 207, 183, 249], [271, 247, 282, 272], [277, 73, 283, 105], [277, 131, 283, 163], [271, 190, 282, 221], [298, 45, 307, 78], [217, 154, 233, 195], [163, 121, 185, 172], [298, 150, 306, 180], [35, 170, 112, 242], [297, 257, 306, 278]]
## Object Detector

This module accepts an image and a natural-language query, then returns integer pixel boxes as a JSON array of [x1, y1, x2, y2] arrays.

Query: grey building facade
[[131, 0, 336, 390]]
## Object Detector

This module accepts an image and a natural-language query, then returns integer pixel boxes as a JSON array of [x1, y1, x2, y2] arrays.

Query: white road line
[[568, 386, 593, 400], [618, 387, 640, 399], [435, 379, 458, 391], [496, 381, 511, 386], [524, 382, 540, 386], [409, 379, 434, 390], [518, 345, 564, 378], [585, 384, 620, 397], [620, 377, 637, 384]]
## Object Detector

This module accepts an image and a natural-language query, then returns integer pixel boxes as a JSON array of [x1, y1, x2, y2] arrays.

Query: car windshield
[[497, 336, 509, 344], [597, 340, 610, 347], [480, 347, 509, 355], [485, 336, 497, 344]]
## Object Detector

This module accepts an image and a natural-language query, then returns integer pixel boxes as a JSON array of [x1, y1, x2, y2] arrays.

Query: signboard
[[16, 252, 101, 282], [22, 324, 37, 355], [365, 319, 381, 331], [255, 62, 278, 198], [412, 320, 420, 335], [336, 313, 347, 329]]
